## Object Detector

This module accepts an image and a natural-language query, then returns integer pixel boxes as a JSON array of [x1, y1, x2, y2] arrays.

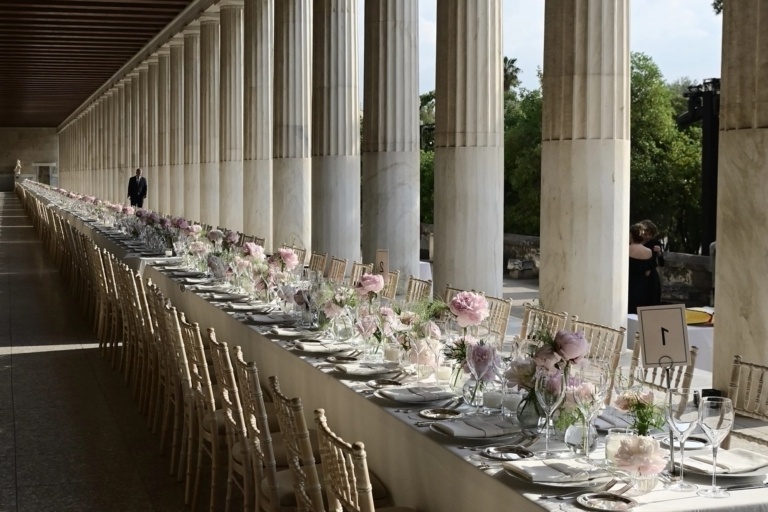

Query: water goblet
[[664, 388, 699, 492], [697, 396, 734, 498], [464, 341, 497, 416], [534, 368, 567, 458]]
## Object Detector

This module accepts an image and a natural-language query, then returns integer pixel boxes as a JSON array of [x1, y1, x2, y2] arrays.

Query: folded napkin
[[503, 459, 609, 483], [180, 277, 212, 284], [193, 284, 232, 292], [249, 313, 295, 325], [687, 448, 768, 474], [378, 386, 455, 403], [269, 327, 322, 339], [431, 418, 520, 438], [292, 342, 351, 353], [595, 412, 634, 430], [334, 363, 399, 376]]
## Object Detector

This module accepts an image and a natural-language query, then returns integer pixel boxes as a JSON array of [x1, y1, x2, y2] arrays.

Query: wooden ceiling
[[0, 0, 194, 128]]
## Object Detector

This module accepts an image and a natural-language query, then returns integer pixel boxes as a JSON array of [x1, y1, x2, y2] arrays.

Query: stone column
[[713, 0, 768, 391], [434, 0, 504, 297], [274, 0, 311, 253], [170, 34, 185, 217], [200, 6, 221, 227], [99, 97, 107, 197], [219, 0, 244, 232], [312, 0, 359, 263], [184, 22, 201, 222], [138, 64, 149, 177], [124, 75, 135, 204], [157, 46, 171, 214], [243, 0, 273, 241], [115, 84, 125, 203], [539, 0, 630, 327], [362, 0, 420, 287], [147, 55, 159, 211]]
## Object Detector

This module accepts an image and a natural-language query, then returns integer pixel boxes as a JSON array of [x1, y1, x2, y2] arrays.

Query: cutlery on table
[[537, 478, 620, 500]]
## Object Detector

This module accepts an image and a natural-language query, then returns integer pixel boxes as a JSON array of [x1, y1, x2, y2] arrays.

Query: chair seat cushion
[[260, 464, 390, 507]]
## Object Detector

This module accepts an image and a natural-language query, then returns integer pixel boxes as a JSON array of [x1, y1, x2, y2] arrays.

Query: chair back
[[328, 257, 347, 282], [570, 317, 626, 403], [382, 270, 399, 301], [292, 246, 307, 266], [314, 408, 376, 512], [268, 376, 324, 512], [405, 275, 432, 303], [519, 303, 568, 341], [442, 283, 464, 304], [484, 294, 513, 338], [309, 252, 328, 274], [629, 332, 698, 391], [349, 262, 373, 287], [725, 355, 768, 449]]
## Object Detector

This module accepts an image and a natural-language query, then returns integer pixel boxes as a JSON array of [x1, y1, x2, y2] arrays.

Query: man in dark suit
[[127, 168, 147, 207]]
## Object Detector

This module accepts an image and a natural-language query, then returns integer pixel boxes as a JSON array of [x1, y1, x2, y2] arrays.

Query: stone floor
[[0, 192, 187, 512]]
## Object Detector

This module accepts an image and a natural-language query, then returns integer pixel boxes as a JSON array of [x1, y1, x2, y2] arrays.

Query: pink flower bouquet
[[448, 291, 490, 328]]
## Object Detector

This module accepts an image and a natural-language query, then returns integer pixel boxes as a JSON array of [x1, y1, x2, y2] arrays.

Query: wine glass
[[665, 388, 699, 492], [697, 396, 734, 498], [572, 363, 609, 463], [534, 368, 567, 458], [464, 342, 497, 416]]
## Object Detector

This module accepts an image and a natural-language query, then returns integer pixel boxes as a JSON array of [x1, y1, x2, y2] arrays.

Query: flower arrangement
[[242, 242, 265, 262], [355, 273, 384, 303], [613, 435, 666, 476], [613, 390, 665, 436], [269, 247, 299, 272], [533, 330, 590, 374], [448, 291, 489, 328], [321, 286, 358, 319]]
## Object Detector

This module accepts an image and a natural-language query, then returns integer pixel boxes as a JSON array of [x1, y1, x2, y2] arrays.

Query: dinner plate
[[418, 408, 462, 420], [680, 462, 768, 478], [327, 355, 358, 364], [503, 468, 613, 489], [481, 445, 534, 461], [366, 379, 403, 390], [658, 435, 708, 451], [577, 492, 637, 511]]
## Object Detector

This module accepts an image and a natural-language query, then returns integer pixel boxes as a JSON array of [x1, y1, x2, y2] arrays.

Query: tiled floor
[[0, 192, 186, 512]]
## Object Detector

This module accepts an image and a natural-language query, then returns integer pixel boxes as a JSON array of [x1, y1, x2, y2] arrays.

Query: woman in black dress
[[628, 223, 654, 314], [640, 220, 664, 306]]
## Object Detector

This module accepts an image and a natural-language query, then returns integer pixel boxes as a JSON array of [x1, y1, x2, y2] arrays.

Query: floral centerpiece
[[613, 390, 665, 436], [269, 247, 299, 273], [613, 435, 666, 494], [355, 273, 384, 304]]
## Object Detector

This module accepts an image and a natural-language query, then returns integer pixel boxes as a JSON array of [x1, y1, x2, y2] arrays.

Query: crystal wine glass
[[697, 396, 734, 498], [534, 368, 567, 458], [464, 341, 497, 416], [664, 388, 699, 492]]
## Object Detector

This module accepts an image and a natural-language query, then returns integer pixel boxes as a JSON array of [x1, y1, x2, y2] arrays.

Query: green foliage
[[419, 149, 435, 224], [712, 0, 723, 14]]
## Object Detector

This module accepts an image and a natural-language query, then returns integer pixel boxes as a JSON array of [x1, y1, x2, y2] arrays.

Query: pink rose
[[615, 436, 667, 476], [122, 206, 135, 215], [224, 229, 239, 245], [355, 314, 378, 339], [323, 301, 343, 319], [356, 273, 384, 295], [277, 248, 299, 271], [421, 320, 441, 340], [243, 242, 265, 261], [467, 342, 496, 381], [534, 344, 562, 373], [207, 229, 224, 243], [449, 291, 490, 328], [554, 331, 589, 364]]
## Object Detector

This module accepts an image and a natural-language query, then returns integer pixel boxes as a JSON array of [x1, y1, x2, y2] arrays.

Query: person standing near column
[[127, 168, 148, 207]]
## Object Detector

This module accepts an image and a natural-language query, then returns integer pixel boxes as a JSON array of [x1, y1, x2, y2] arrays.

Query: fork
[[538, 478, 619, 500]]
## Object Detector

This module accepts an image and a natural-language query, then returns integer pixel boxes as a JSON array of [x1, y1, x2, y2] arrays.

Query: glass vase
[[516, 394, 542, 429], [626, 472, 659, 496], [564, 421, 598, 455]]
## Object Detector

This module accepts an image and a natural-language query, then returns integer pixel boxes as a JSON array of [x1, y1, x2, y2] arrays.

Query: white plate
[[577, 492, 637, 511], [503, 468, 613, 489], [680, 462, 768, 478]]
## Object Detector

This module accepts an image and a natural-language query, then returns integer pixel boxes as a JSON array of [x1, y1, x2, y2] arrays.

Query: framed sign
[[375, 249, 389, 282], [637, 304, 691, 368]]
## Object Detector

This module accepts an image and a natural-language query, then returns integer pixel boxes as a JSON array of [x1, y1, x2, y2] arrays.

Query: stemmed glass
[[464, 341, 497, 416], [697, 396, 734, 498], [665, 388, 699, 492], [534, 368, 567, 458], [572, 363, 609, 463]]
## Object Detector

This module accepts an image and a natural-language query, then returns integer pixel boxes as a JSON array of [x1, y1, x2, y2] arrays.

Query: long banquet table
[[36, 188, 768, 512]]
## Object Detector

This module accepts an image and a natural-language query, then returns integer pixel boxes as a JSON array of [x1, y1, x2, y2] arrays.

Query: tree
[[503, 57, 521, 92], [419, 149, 435, 224], [712, 0, 723, 14]]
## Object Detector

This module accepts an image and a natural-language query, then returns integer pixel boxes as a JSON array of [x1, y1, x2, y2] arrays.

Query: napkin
[[688, 448, 768, 474], [595, 412, 633, 430], [269, 327, 322, 339], [180, 277, 212, 284], [431, 418, 520, 438], [377, 386, 455, 403], [249, 313, 294, 325], [292, 342, 351, 353], [503, 459, 609, 483], [334, 363, 399, 376]]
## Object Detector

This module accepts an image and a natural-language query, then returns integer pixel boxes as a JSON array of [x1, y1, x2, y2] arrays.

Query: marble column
[[124, 75, 135, 204], [115, 84, 125, 203], [434, 0, 504, 297], [311, 0, 359, 263], [200, 6, 221, 228], [157, 46, 171, 214], [170, 35, 185, 218], [274, 0, 311, 253], [219, 0, 244, 232], [243, 0, 273, 241], [138, 64, 149, 178], [99, 97, 106, 197], [713, 0, 768, 392], [539, 0, 630, 327], [184, 22, 201, 222], [147, 55, 159, 211], [362, 0, 420, 288]]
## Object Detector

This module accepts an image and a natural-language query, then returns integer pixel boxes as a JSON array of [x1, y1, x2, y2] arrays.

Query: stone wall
[[0, 128, 59, 190]]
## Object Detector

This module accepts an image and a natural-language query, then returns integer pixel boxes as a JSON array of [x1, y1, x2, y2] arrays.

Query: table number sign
[[375, 249, 389, 282], [637, 304, 691, 368]]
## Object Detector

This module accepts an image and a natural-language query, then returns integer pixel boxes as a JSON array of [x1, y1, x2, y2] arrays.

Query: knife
[[724, 482, 768, 491]]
